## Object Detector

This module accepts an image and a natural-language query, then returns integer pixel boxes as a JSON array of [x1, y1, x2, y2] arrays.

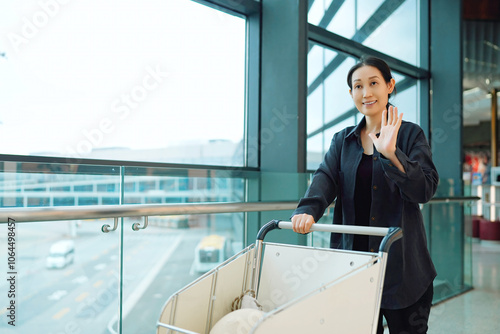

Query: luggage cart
[[156, 220, 402, 334]]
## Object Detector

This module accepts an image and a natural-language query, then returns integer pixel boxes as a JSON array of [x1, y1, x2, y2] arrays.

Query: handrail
[[429, 196, 480, 203], [0, 201, 299, 223], [0, 196, 480, 224]]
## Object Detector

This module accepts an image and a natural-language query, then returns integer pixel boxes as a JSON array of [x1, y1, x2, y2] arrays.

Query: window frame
[[305, 5, 431, 172], [0, 0, 262, 171]]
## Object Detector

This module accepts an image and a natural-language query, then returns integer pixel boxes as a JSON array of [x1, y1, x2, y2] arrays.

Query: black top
[[353, 153, 372, 252]]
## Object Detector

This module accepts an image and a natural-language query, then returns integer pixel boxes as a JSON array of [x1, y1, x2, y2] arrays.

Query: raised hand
[[368, 106, 403, 158], [368, 106, 406, 173]]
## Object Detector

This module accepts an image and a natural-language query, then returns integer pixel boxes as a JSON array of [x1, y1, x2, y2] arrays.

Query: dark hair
[[346, 55, 396, 110]]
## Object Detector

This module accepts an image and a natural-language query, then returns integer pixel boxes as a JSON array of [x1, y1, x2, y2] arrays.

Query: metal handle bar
[[278, 221, 391, 236], [256, 220, 402, 253], [251, 220, 402, 293]]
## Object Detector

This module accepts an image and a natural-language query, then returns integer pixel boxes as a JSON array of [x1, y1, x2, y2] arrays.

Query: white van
[[46, 240, 75, 269]]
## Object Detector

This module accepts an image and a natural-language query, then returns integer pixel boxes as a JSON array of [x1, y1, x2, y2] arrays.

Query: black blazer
[[293, 117, 439, 309]]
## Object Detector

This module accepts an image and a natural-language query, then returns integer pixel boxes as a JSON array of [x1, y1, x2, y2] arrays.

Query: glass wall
[[310, 193, 475, 305], [0, 160, 475, 332], [0, 162, 123, 333], [427, 199, 474, 304], [0, 158, 313, 332], [0, 161, 254, 333], [0, 0, 246, 166], [306, 43, 358, 170]]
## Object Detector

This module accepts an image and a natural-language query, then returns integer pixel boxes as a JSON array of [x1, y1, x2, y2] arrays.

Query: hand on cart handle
[[291, 213, 316, 234], [257, 219, 403, 253]]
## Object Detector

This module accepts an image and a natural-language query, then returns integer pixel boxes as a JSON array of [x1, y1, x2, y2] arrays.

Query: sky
[[0, 0, 246, 157]]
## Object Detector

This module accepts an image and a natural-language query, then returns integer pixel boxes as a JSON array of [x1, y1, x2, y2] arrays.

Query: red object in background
[[472, 216, 482, 238], [471, 156, 480, 173], [479, 219, 500, 241]]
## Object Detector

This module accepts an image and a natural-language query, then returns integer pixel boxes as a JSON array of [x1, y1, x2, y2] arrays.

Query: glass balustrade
[[310, 182, 475, 305], [0, 162, 475, 332]]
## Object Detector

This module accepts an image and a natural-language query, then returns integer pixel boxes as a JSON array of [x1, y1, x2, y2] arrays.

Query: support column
[[430, 0, 463, 193], [255, 0, 309, 245], [429, 0, 465, 302], [260, 0, 307, 173]]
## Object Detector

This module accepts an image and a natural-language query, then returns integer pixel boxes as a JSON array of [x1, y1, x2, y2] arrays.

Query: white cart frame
[[157, 220, 402, 334]]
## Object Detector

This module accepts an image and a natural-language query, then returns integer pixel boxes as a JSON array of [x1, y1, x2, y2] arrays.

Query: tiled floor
[[428, 240, 500, 334]]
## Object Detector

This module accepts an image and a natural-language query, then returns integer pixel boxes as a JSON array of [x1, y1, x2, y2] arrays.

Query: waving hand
[[368, 106, 405, 173]]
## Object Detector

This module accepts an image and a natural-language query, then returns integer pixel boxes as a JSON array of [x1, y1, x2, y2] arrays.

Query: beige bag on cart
[[210, 291, 264, 334]]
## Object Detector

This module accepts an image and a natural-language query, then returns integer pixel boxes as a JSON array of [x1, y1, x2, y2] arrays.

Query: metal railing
[[0, 196, 480, 229], [0, 201, 299, 223], [427, 196, 480, 204]]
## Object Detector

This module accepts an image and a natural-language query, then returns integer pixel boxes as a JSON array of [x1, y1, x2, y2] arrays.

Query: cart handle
[[256, 220, 402, 253]]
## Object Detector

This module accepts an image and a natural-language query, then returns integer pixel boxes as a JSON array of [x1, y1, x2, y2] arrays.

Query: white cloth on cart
[[210, 294, 264, 334], [209, 309, 264, 334]]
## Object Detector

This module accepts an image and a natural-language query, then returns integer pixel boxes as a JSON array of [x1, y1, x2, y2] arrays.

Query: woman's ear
[[388, 78, 396, 93], [349, 89, 352, 97]]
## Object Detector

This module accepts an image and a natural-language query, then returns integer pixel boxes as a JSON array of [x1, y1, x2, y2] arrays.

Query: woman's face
[[349, 65, 395, 118]]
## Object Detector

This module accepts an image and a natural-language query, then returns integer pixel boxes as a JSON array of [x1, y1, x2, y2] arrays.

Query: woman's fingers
[[292, 215, 307, 233], [387, 106, 393, 125], [392, 106, 399, 125], [381, 109, 387, 127], [383, 106, 402, 128], [374, 106, 403, 157], [397, 109, 403, 127], [291, 214, 315, 234]]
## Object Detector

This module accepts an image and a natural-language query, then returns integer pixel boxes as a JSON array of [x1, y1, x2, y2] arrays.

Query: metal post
[[492, 88, 499, 167]]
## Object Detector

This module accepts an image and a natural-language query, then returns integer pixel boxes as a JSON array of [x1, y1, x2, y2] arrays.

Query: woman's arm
[[382, 134, 439, 204], [291, 131, 343, 232]]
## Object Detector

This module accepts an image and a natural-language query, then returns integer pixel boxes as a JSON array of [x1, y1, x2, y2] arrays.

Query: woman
[[291, 56, 438, 334]]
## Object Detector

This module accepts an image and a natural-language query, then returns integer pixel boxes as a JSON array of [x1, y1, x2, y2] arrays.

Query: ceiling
[[462, 0, 500, 126]]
